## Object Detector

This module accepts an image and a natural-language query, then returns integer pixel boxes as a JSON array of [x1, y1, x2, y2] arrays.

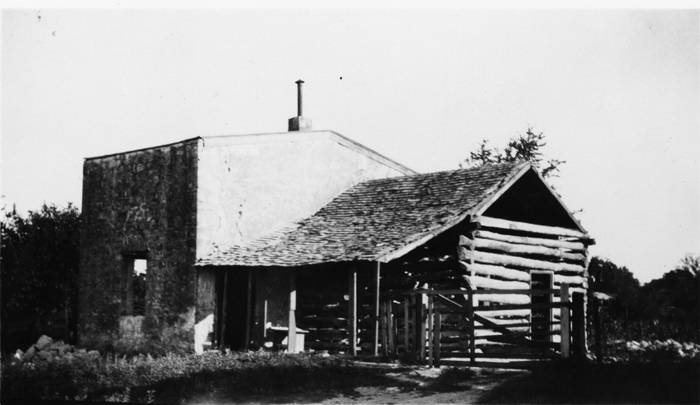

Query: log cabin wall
[[458, 215, 590, 346]]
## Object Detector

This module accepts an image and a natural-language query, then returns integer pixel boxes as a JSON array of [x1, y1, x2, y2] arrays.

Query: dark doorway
[[530, 271, 553, 343], [216, 270, 252, 350]]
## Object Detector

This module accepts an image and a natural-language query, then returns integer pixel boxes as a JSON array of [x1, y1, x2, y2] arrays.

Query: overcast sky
[[2, 9, 698, 282]]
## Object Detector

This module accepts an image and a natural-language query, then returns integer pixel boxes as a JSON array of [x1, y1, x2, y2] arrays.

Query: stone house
[[79, 84, 592, 356]]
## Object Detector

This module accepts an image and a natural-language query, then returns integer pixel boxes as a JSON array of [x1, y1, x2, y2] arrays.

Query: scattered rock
[[37, 351, 53, 361], [35, 335, 53, 350], [23, 345, 36, 361], [14, 335, 102, 364]]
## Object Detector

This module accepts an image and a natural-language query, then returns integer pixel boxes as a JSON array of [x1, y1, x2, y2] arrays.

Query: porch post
[[373, 261, 381, 356], [560, 283, 570, 358], [288, 271, 297, 354], [348, 266, 358, 356]]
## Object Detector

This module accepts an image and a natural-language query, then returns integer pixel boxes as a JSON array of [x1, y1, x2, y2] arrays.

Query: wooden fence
[[377, 283, 586, 366]]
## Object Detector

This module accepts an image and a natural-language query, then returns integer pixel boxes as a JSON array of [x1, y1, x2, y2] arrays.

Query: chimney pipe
[[288, 79, 311, 131], [296, 79, 304, 117]]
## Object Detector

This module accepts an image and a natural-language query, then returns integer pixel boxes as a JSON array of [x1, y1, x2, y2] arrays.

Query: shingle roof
[[196, 161, 530, 267]]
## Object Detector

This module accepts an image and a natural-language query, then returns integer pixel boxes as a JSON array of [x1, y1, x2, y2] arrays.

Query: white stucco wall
[[195, 130, 413, 259]]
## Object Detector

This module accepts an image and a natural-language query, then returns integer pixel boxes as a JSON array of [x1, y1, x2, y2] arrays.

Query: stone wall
[[78, 139, 199, 352]]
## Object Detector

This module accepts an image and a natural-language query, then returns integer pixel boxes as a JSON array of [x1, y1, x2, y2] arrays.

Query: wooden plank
[[462, 236, 586, 261], [473, 230, 585, 251], [475, 302, 564, 312], [460, 249, 585, 273], [288, 272, 297, 354], [477, 216, 586, 238], [475, 309, 530, 317], [473, 293, 530, 305], [348, 267, 358, 356], [373, 261, 381, 357], [560, 284, 570, 358]]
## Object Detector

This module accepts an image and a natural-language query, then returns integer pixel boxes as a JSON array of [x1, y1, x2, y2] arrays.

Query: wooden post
[[593, 295, 603, 363], [434, 312, 442, 367], [468, 290, 475, 364], [373, 262, 381, 356], [427, 293, 434, 367], [381, 301, 388, 356], [572, 292, 586, 359], [220, 271, 229, 350], [288, 272, 297, 354], [387, 298, 394, 356], [416, 293, 426, 363], [263, 299, 268, 338], [244, 270, 253, 349], [403, 297, 410, 354], [348, 267, 358, 356], [560, 283, 570, 358]]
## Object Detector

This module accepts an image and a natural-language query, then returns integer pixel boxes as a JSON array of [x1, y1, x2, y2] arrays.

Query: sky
[[2, 8, 698, 282]]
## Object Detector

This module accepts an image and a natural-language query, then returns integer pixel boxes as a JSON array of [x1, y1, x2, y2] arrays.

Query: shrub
[[2, 350, 349, 402]]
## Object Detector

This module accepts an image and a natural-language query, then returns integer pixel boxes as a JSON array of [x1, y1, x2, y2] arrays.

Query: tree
[[461, 127, 565, 178], [588, 256, 641, 322], [1, 203, 81, 349], [638, 255, 699, 341]]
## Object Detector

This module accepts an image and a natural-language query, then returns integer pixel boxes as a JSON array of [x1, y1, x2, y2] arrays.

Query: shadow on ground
[[479, 360, 700, 404]]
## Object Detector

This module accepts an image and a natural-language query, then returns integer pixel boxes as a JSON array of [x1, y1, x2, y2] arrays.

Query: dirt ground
[[184, 366, 525, 405], [181, 360, 699, 405]]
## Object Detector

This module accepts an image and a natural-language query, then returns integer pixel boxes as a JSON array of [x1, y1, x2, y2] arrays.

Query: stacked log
[[458, 215, 591, 356], [459, 215, 589, 303]]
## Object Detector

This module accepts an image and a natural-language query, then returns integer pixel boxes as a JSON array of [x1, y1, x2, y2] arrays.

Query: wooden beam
[[460, 261, 530, 282], [461, 236, 586, 261], [460, 249, 585, 273], [477, 216, 586, 238], [373, 261, 381, 357], [473, 293, 530, 305], [468, 275, 529, 290], [474, 230, 585, 251], [288, 272, 297, 354], [348, 267, 358, 356]]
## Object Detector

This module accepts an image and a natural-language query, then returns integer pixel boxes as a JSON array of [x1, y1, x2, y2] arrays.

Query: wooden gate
[[379, 283, 586, 367]]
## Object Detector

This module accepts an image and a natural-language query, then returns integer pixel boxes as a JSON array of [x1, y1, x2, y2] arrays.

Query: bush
[[2, 350, 349, 402]]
